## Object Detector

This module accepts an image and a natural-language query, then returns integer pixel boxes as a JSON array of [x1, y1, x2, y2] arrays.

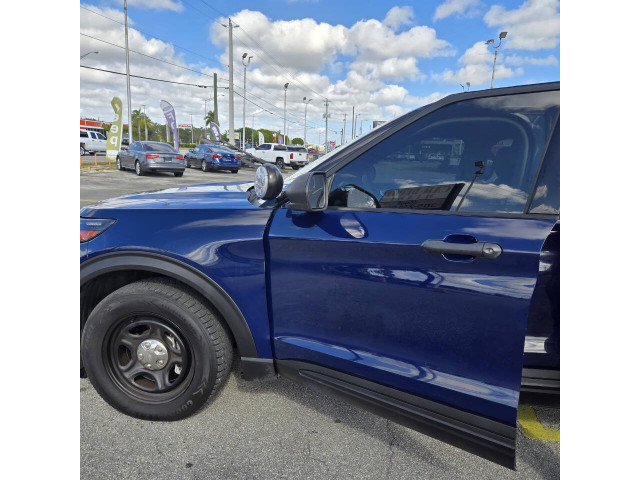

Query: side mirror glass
[[255, 164, 283, 200], [286, 172, 327, 212]]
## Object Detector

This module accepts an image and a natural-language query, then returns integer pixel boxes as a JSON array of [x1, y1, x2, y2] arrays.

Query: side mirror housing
[[286, 172, 328, 212], [254, 164, 283, 200]]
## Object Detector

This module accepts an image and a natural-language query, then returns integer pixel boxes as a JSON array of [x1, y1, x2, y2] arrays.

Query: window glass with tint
[[328, 90, 559, 214], [256, 144, 271, 150], [529, 121, 560, 214], [80, 131, 88, 138], [144, 143, 177, 153], [274, 144, 286, 151], [96, 132, 106, 140]]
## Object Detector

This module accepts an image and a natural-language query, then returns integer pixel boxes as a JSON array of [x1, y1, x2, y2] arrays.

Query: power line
[[80, 65, 215, 88], [80, 33, 218, 79]]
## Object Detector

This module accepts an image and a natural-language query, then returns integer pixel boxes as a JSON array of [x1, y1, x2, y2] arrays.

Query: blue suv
[[80, 83, 559, 469]]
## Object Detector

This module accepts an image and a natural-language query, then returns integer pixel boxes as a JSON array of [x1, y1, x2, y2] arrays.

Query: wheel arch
[[80, 251, 259, 359]]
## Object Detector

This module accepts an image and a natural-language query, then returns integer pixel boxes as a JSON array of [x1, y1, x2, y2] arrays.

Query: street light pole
[[242, 53, 252, 151], [486, 31, 507, 89], [283, 83, 289, 144], [303, 97, 312, 148], [142, 104, 147, 141], [222, 19, 239, 146], [124, 0, 132, 147]]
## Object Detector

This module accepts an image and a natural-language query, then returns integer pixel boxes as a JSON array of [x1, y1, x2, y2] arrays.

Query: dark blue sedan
[[81, 82, 559, 469], [185, 144, 241, 173]]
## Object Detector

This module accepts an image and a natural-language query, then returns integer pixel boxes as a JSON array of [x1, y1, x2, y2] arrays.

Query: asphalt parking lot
[[80, 168, 559, 479], [80, 164, 258, 207]]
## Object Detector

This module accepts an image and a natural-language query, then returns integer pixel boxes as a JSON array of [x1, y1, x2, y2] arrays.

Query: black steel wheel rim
[[104, 315, 194, 402]]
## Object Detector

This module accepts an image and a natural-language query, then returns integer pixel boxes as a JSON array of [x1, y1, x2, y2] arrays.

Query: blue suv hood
[[81, 182, 256, 215]]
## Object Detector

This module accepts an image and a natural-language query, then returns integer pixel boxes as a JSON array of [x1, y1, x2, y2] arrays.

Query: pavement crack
[[385, 419, 397, 480]]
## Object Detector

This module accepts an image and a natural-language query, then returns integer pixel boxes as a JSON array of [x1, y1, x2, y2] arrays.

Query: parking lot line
[[517, 404, 560, 442]]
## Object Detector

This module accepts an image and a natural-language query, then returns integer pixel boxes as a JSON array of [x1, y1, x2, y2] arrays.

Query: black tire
[[174, 172, 184, 177], [116, 156, 122, 170], [201, 160, 208, 172], [276, 158, 284, 170], [231, 169, 238, 174], [291, 165, 299, 170], [135, 160, 143, 176], [80, 145, 85, 156], [185, 158, 191, 168], [81, 278, 233, 421]]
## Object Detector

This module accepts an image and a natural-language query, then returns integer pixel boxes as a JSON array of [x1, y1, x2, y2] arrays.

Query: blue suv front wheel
[[81, 278, 233, 420]]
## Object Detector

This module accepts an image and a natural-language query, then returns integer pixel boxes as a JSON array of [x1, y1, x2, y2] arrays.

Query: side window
[[274, 144, 286, 151], [89, 132, 97, 139], [328, 90, 559, 214], [256, 144, 270, 150], [130, 142, 139, 151], [96, 132, 106, 140], [80, 131, 88, 138], [529, 121, 559, 214]]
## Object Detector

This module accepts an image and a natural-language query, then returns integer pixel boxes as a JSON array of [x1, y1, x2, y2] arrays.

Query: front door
[[267, 87, 560, 467]]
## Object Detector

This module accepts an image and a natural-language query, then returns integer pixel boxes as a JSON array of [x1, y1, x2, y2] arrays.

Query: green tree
[[204, 110, 217, 127], [291, 137, 304, 145]]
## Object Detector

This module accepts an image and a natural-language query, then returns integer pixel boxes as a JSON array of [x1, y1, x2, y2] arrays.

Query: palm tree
[[204, 110, 217, 127], [131, 109, 153, 141]]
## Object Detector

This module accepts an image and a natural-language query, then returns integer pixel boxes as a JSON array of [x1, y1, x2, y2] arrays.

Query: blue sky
[[80, 0, 559, 143]]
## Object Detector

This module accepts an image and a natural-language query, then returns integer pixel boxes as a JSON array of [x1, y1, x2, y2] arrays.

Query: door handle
[[421, 240, 503, 259]]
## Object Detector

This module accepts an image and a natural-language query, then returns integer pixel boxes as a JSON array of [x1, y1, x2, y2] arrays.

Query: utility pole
[[191, 114, 194, 143], [303, 97, 312, 148], [223, 19, 239, 146], [142, 104, 147, 141], [351, 106, 355, 139], [360, 119, 363, 136], [283, 83, 289, 144], [213, 73, 218, 124], [124, 0, 132, 146], [323, 99, 330, 153], [242, 53, 252, 150], [342, 113, 346, 145]]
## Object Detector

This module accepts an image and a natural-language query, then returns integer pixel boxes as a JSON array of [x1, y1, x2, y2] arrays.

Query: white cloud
[[434, 41, 522, 86], [504, 54, 558, 66], [350, 57, 421, 81], [433, 0, 483, 21], [484, 0, 559, 50], [404, 92, 448, 106], [80, 4, 456, 144], [383, 6, 414, 30], [370, 85, 409, 105]]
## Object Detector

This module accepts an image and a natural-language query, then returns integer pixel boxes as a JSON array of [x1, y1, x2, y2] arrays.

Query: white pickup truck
[[80, 129, 107, 155], [245, 143, 309, 170]]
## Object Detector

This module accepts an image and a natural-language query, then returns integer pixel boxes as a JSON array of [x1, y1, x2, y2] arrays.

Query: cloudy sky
[[80, 0, 559, 144]]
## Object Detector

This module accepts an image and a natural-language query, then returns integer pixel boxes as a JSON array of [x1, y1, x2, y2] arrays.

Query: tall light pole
[[283, 83, 289, 144], [486, 31, 507, 89], [323, 99, 330, 153], [241, 53, 252, 151], [190, 113, 194, 143], [124, 0, 132, 146], [142, 104, 148, 141], [222, 19, 239, 146], [355, 113, 360, 137], [80, 51, 98, 59], [303, 97, 312, 148]]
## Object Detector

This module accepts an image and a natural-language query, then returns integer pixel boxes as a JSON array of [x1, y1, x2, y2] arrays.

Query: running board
[[276, 360, 517, 469]]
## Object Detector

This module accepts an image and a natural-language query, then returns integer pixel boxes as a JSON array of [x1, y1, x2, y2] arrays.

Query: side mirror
[[189, 149, 194, 153], [285, 172, 327, 212], [255, 164, 283, 200]]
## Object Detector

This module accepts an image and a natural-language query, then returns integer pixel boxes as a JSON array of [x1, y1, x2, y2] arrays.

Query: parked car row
[[115, 142, 246, 177]]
